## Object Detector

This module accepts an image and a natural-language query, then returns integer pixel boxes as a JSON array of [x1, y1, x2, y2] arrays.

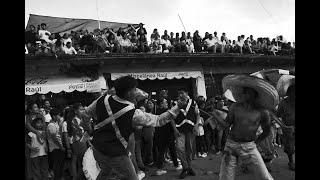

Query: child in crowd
[[195, 117, 207, 158], [27, 117, 49, 180]]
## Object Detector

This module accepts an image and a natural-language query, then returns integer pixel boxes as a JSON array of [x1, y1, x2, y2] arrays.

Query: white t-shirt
[[236, 40, 244, 47], [44, 114, 52, 123], [62, 46, 77, 55], [120, 39, 132, 47], [38, 29, 51, 42], [61, 38, 72, 47], [204, 38, 218, 47], [47, 122, 63, 152], [28, 131, 47, 158], [161, 39, 172, 47]]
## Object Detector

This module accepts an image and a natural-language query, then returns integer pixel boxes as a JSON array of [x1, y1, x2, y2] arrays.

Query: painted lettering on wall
[[25, 87, 42, 93]]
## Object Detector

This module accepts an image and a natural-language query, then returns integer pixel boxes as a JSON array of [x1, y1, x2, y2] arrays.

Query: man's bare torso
[[229, 103, 262, 142]]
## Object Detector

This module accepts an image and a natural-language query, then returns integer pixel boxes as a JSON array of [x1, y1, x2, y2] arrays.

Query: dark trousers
[[204, 124, 215, 153], [30, 155, 49, 180], [154, 127, 179, 169], [51, 149, 65, 180], [142, 126, 154, 164], [176, 131, 195, 170], [93, 147, 138, 180], [196, 135, 206, 154]]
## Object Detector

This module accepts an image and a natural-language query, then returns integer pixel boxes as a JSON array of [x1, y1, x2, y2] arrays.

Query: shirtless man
[[214, 87, 274, 180], [277, 85, 295, 170]]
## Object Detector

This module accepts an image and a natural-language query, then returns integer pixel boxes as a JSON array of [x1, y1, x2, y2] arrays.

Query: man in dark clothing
[[154, 98, 181, 176], [82, 76, 186, 180], [174, 89, 201, 179], [25, 25, 38, 46]]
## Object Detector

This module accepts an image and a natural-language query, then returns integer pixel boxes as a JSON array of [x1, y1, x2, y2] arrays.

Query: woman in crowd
[[142, 99, 156, 166]]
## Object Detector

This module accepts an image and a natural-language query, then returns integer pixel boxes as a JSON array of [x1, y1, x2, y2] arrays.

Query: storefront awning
[[25, 75, 107, 95], [111, 71, 202, 80]]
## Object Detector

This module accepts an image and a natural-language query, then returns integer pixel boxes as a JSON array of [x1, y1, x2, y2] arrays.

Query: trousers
[[219, 139, 273, 180], [175, 131, 195, 170]]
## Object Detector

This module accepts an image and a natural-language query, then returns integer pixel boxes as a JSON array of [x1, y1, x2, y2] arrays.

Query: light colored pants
[[219, 139, 273, 180]]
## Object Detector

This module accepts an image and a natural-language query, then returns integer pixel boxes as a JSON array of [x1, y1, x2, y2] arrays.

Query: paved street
[[142, 147, 295, 180]]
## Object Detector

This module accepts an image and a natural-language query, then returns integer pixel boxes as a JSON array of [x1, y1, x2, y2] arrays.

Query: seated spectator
[[193, 30, 202, 52], [160, 35, 174, 53], [151, 29, 160, 43], [230, 40, 236, 53], [243, 40, 254, 54], [61, 33, 72, 47], [269, 41, 278, 56], [220, 36, 228, 53], [62, 42, 77, 55], [161, 30, 170, 40], [221, 33, 229, 44], [150, 35, 162, 53], [38, 23, 52, 43], [119, 34, 133, 53], [204, 34, 219, 53], [235, 36, 244, 54], [35, 40, 52, 56]]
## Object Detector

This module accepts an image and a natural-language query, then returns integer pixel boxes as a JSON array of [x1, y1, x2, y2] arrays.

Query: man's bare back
[[228, 103, 269, 142]]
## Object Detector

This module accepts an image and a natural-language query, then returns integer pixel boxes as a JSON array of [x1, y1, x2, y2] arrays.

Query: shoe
[[187, 168, 196, 176], [146, 162, 154, 166], [197, 152, 202, 157], [175, 164, 183, 171], [216, 151, 221, 155], [155, 169, 167, 176], [201, 153, 207, 158], [137, 171, 145, 180], [288, 162, 295, 171], [179, 169, 188, 179]]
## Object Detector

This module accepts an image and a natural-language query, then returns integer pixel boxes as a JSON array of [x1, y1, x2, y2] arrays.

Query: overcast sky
[[25, 0, 295, 42]]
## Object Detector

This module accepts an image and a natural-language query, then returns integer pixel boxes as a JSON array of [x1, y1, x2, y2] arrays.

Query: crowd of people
[[25, 74, 294, 180], [25, 23, 295, 56]]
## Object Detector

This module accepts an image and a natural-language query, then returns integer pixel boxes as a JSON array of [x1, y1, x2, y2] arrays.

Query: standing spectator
[[186, 32, 194, 53], [173, 33, 181, 52], [138, 35, 149, 53], [193, 30, 202, 52], [212, 99, 228, 154], [119, 34, 133, 53], [61, 33, 73, 48], [38, 23, 51, 43], [27, 117, 49, 180], [142, 99, 156, 166], [26, 102, 46, 139], [47, 108, 65, 180], [161, 30, 170, 40], [169, 32, 175, 45], [62, 42, 77, 55], [137, 23, 147, 43], [195, 117, 206, 158], [25, 25, 38, 47], [154, 98, 182, 176], [66, 103, 89, 180], [179, 32, 188, 52]]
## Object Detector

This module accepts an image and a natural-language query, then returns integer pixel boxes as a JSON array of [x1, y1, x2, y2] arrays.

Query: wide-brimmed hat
[[276, 75, 295, 97], [222, 74, 279, 110]]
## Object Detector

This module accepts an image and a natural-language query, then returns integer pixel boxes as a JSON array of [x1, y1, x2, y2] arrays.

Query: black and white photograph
[[25, 0, 295, 179]]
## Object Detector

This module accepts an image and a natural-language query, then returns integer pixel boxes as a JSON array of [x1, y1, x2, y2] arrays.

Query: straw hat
[[222, 74, 279, 110], [276, 75, 295, 97]]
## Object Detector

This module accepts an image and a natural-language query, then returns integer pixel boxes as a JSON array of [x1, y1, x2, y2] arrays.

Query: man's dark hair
[[114, 76, 138, 98], [31, 117, 44, 129], [177, 88, 188, 94], [50, 108, 61, 117], [41, 23, 46, 26]]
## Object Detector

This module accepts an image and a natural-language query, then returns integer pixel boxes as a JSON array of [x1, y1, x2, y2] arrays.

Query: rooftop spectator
[[61, 33, 72, 47], [150, 35, 162, 53], [161, 30, 170, 40], [204, 34, 219, 53], [179, 32, 188, 52], [38, 23, 52, 43], [173, 33, 182, 52], [35, 40, 52, 56], [161, 35, 174, 53], [62, 42, 77, 55], [119, 34, 133, 53], [235, 36, 244, 54], [186, 32, 194, 53], [193, 30, 202, 52], [169, 32, 175, 45], [151, 29, 160, 43], [137, 23, 147, 40], [25, 25, 38, 46]]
